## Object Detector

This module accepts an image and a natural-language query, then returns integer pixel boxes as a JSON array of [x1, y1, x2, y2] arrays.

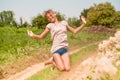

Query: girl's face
[[46, 11, 57, 23]]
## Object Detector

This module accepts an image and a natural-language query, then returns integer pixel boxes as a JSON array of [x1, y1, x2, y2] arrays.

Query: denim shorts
[[52, 48, 68, 55]]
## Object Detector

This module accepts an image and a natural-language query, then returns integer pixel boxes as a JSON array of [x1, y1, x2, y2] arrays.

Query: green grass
[[26, 44, 97, 80], [0, 27, 112, 65], [0, 26, 113, 79], [0, 27, 51, 64], [114, 67, 120, 80], [68, 31, 113, 49]]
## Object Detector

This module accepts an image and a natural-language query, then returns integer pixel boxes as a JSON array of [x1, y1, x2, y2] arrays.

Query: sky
[[0, 0, 120, 23]]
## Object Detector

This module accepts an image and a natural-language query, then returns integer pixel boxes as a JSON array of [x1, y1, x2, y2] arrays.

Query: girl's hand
[[27, 30, 34, 37], [81, 16, 86, 24]]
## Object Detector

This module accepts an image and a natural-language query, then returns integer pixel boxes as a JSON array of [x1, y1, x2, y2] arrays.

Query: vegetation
[[0, 26, 113, 79], [31, 14, 49, 29], [0, 27, 51, 64], [67, 17, 80, 27], [26, 45, 97, 80], [31, 12, 65, 29], [0, 27, 112, 64], [0, 11, 17, 27], [87, 2, 120, 28], [0, 2, 120, 28], [0, 1, 120, 79]]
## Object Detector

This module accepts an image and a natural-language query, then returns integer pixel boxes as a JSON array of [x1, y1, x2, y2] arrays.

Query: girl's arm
[[27, 27, 49, 39], [67, 16, 86, 34]]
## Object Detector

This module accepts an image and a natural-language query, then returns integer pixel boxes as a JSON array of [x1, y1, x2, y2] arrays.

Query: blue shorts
[[52, 48, 68, 55]]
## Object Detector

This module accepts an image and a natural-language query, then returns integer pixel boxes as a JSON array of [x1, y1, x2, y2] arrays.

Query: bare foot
[[44, 57, 56, 71], [44, 57, 53, 65], [81, 16, 86, 24], [51, 65, 55, 71]]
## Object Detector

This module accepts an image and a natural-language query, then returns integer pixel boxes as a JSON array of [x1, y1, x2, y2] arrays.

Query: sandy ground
[[3, 42, 98, 80]]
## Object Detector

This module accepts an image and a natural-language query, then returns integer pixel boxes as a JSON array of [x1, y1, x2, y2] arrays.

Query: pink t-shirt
[[46, 21, 68, 53]]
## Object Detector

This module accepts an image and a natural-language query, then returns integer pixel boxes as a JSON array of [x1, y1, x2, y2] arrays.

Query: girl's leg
[[50, 61, 56, 71], [61, 53, 70, 71], [44, 57, 53, 65], [44, 57, 56, 71], [53, 54, 65, 71]]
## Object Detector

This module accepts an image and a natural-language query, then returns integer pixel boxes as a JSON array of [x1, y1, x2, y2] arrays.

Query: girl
[[27, 9, 86, 72]]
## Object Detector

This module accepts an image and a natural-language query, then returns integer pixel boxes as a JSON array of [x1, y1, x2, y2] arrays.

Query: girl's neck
[[54, 19, 60, 24]]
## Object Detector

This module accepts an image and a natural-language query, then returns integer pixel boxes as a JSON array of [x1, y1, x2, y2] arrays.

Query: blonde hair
[[44, 9, 54, 18]]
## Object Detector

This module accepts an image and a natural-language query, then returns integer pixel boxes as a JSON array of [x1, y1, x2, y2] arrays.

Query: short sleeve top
[[46, 21, 68, 53]]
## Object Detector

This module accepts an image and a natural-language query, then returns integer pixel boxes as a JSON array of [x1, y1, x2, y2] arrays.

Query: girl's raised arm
[[27, 27, 50, 39], [67, 16, 86, 34]]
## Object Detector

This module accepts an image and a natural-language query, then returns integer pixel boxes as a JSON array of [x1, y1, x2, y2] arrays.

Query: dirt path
[[4, 42, 99, 80]]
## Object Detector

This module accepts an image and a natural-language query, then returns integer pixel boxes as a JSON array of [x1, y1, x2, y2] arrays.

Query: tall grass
[[68, 30, 113, 49], [0, 27, 51, 64], [0, 27, 113, 65], [0, 26, 114, 79]]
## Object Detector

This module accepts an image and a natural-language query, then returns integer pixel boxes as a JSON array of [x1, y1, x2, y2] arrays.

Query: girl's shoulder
[[47, 23, 54, 26], [60, 20, 68, 26], [46, 23, 55, 29]]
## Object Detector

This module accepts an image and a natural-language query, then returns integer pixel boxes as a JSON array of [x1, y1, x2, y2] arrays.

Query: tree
[[31, 14, 49, 29], [0, 10, 17, 27], [114, 11, 120, 24], [87, 2, 116, 27], [31, 11, 65, 29], [112, 11, 120, 28], [0, 13, 4, 27], [67, 17, 80, 27], [17, 17, 30, 28], [20, 17, 23, 26], [56, 12, 65, 21], [80, 8, 89, 18]]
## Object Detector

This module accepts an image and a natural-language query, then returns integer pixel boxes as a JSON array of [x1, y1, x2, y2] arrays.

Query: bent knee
[[65, 67, 70, 71], [57, 65, 65, 72], [58, 67, 65, 72], [58, 66, 70, 72]]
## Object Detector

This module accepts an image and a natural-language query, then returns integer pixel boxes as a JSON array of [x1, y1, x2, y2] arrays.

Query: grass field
[[0, 27, 51, 64], [0, 26, 114, 79], [0, 27, 112, 64]]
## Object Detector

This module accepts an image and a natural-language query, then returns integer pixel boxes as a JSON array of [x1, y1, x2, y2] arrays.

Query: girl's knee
[[58, 66, 70, 72], [59, 67, 70, 72], [58, 68, 65, 72], [65, 67, 70, 71], [58, 66, 65, 72]]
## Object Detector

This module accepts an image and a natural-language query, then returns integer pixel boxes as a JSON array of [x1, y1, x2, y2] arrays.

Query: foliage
[[87, 2, 116, 27], [0, 27, 113, 64], [80, 8, 89, 18], [0, 27, 51, 64], [0, 10, 17, 27], [31, 11, 65, 29], [27, 45, 97, 80], [55, 12, 65, 21], [67, 17, 80, 27], [113, 11, 120, 28], [0, 26, 113, 79], [31, 14, 49, 29]]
